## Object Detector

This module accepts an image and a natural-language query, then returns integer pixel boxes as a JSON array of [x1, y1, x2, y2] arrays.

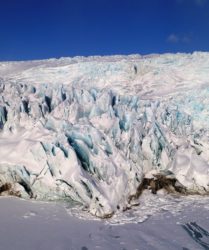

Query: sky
[[0, 0, 209, 60]]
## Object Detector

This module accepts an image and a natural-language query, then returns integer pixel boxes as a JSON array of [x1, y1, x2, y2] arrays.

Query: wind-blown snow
[[0, 52, 209, 217]]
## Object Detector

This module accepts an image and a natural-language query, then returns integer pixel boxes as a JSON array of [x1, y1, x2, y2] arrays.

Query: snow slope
[[0, 52, 209, 217]]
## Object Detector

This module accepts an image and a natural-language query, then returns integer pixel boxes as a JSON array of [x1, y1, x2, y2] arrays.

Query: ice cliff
[[0, 52, 209, 217]]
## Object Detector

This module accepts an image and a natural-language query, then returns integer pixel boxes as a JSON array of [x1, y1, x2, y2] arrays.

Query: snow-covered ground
[[0, 52, 209, 241], [0, 196, 209, 250]]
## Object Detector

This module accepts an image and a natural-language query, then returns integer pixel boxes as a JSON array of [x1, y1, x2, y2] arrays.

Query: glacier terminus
[[0, 52, 209, 218]]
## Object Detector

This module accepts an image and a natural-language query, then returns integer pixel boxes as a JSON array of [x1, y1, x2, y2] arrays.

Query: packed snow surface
[[1, 196, 209, 250], [0, 52, 209, 217]]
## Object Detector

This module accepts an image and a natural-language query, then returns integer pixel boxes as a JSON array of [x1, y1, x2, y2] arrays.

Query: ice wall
[[0, 53, 209, 217]]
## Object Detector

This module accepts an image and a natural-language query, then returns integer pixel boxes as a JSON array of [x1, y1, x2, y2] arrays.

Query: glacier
[[0, 52, 209, 218]]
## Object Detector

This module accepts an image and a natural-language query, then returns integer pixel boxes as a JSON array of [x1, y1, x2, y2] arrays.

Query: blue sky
[[0, 0, 209, 60]]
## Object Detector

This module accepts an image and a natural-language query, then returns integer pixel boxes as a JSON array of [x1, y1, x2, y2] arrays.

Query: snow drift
[[0, 52, 209, 217]]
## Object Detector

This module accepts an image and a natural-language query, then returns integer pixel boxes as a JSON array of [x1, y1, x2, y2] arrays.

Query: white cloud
[[167, 33, 191, 44], [194, 0, 207, 6], [167, 34, 179, 43], [176, 0, 207, 6]]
